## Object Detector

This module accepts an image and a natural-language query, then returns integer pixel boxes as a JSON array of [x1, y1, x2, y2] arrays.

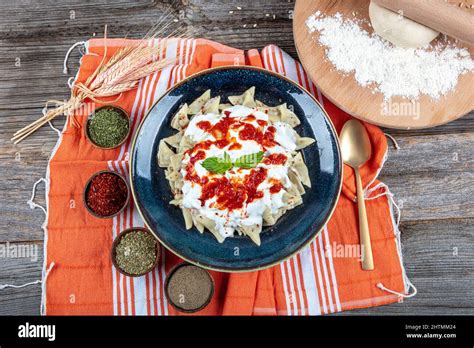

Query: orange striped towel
[[41, 38, 414, 315]]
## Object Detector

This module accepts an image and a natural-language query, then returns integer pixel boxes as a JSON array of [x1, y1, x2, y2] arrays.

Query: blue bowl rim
[[129, 65, 343, 273]]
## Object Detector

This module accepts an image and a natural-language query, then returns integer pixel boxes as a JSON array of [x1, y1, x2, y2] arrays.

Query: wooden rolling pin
[[373, 0, 474, 45]]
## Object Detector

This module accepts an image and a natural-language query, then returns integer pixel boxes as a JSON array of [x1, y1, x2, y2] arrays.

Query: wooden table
[[0, 0, 472, 315]]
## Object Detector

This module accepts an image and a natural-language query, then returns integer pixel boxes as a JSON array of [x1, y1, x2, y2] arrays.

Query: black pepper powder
[[166, 264, 214, 312]]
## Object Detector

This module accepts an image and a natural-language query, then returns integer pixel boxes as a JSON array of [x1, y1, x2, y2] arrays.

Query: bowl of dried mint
[[85, 106, 130, 149], [165, 263, 214, 313], [112, 228, 160, 277]]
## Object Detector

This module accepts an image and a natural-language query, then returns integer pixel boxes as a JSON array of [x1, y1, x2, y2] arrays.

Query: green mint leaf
[[223, 151, 231, 164], [201, 152, 233, 174], [234, 151, 264, 169], [201, 151, 265, 174]]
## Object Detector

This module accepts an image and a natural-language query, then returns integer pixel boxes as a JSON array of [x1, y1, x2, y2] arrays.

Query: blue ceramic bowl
[[130, 66, 342, 272]]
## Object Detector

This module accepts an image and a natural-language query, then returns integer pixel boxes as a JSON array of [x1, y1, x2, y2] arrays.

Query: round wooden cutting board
[[293, 0, 474, 129]]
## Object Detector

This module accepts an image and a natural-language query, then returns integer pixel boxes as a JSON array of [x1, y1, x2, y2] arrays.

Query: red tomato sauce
[[184, 113, 287, 210], [210, 115, 238, 139], [263, 153, 287, 165], [197, 167, 268, 210], [269, 182, 283, 194], [194, 113, 276, 150], [244, 167, 267, 204], [229, 143, 242, 150], [238, 123, 277, 148], [184, 151, 208, 184], [196, 120, 212, 132]]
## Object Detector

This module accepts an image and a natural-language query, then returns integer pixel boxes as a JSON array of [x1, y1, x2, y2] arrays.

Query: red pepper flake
[[238, 123, 277, 147], [196, 120, 212, 132], [270, 182, 283, 194], [210, 115, 237, 139], [263, 153, 287, 165], [238, 123, 258, 141], [215, 139, 230, 148], [185, 151, 206, 184], [229, 142, 242, 150], [86, 172, 128, 217], [198, 167, 267, 210]]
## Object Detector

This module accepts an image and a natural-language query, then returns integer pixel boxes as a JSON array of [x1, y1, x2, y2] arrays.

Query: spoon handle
[[355, 168, 374, 271]]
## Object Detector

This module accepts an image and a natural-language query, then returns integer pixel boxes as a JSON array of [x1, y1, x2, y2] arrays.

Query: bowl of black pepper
[[111, 228, 161, 277], [83, 170, 130, 218], [165, 263, 215, 313], [85, 105, 130, 149]]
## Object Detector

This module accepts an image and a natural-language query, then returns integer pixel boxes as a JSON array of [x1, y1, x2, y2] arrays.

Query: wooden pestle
[[373, 0, 474, 44]]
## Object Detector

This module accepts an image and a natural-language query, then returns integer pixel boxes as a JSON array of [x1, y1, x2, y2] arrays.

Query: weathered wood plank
[[343, 219, 474, 315], [381, 133, 474, 174], [378, 132, 474, 221], [1, 218, 473, 315], [0, 241, 43, 315]]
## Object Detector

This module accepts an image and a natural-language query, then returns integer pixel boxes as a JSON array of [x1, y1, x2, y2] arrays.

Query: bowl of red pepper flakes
[[83, 170, 130, 218]]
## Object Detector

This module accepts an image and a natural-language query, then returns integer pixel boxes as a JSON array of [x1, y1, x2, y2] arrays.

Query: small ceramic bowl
[[85, 105, 131, 150], [111, 227, 161, 278], [164, 262, 215, 313], [83, 170, 130, 219]]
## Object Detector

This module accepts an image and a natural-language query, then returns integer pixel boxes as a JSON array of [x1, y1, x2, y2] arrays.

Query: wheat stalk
[[90, 81, 139, 97], [12, 16, 189, 144]]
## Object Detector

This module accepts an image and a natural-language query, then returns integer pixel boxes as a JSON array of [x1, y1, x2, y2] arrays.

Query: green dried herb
[[88, 107, 129, 148], [115, 230, 157, 275]]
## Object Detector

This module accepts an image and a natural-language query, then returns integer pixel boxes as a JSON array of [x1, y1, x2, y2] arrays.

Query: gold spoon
[[340, 120, 374, 271]]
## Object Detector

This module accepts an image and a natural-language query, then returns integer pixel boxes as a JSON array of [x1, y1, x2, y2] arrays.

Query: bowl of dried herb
[[85, 105, 131, 149], [111, 228, 161, 277], [83, 170, 130, 219]]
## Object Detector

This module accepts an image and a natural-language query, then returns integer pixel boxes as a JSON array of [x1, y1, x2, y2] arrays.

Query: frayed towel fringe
[[365, 181, 417, 299], [0, 262, 54, 291], [27, 178, 47, 215], [377, 281, 417, 298], [63, 41, 86, 75], [0, 261, 55, 316]]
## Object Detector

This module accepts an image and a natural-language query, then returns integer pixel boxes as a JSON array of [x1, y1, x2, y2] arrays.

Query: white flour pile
[[306, 12, 474, 100]]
